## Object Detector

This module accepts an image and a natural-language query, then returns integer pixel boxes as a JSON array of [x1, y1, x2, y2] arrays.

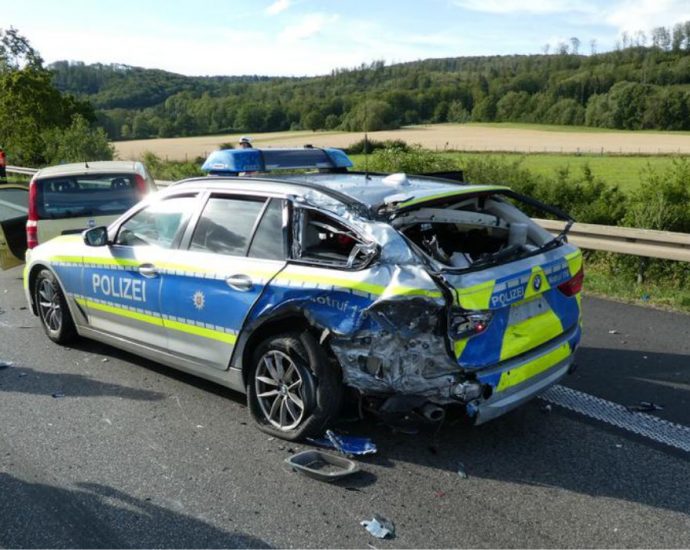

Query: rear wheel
[[247, 331, 342, 441], [35, 269, 76, 344]]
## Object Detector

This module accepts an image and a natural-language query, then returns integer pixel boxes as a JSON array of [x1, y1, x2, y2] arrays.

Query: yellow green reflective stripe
[[456, 279, 495, 310], [275, 272, 442, 299], [499, 308, 564, 362], [396, 185, 510, 209], [75, 297, 237, 345], [496, 343, 570, 392], [164, 318, 237, 344], [23, 264, 29, 290], [454, 338, 469, 359], [76, 297, 164, 328], [565, 250, 582, 276]]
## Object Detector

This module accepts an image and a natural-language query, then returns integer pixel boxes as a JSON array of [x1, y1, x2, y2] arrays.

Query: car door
[[0, 185, 29, 270], [159, 193, 288, 370], [81, 193, 200, 351]]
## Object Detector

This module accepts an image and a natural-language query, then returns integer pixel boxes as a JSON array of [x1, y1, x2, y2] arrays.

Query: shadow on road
[[0, 365, 166, 401], [0, 473, 272, 548]]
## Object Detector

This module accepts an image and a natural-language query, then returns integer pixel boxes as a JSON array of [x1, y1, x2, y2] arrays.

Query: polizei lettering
[[490, 286, 524, 308], [92, 273, 147, 302]]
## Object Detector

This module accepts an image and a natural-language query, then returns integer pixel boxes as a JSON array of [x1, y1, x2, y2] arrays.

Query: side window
[[190, 196, 265, 256], [116, 195, 197, 248], [294, 208, 377, 269], [248, 199, 285, 261]]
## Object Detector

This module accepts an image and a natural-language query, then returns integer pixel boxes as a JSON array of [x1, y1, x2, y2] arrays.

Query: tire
[[34, 269, 77, 344], [247, 331, 342, 441]]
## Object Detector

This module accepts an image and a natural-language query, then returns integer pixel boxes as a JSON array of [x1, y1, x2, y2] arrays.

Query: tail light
[[451, 311, 494, 339], [27, 178, 39, 249], [558, 268, 584, 297], [134, 174, 147, 196]]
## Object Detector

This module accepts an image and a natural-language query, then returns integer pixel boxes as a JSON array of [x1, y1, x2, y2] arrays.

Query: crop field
[[350, 152, 683, 191], [113, 123, 690, 162]]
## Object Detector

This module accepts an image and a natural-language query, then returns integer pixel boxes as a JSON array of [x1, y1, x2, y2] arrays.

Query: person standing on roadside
[[0, 147, 7, 183], [238, 136, 253, 149]]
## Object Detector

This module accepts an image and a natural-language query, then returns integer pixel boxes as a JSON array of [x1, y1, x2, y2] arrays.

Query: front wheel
[[247, 331, 342, 441], [35, 269, 77, 344]]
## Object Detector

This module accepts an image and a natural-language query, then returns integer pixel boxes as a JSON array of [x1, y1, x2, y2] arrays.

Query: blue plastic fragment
[[307, 429, 377, 456]]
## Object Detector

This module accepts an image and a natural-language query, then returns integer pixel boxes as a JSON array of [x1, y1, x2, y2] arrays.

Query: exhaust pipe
[[420, 403, 446, 423]]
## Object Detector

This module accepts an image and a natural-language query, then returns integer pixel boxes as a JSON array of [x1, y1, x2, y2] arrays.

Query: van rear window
[[36, 173, 142, 220]]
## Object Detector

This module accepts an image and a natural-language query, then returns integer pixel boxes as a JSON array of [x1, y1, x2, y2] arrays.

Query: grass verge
[[584, 259, 690, 314]]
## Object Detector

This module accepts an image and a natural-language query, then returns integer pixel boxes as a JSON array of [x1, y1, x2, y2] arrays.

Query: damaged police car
[[19, 147, 583, 440]]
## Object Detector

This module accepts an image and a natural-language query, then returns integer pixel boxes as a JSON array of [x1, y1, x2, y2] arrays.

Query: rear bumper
[[469, 325, 579, 424]]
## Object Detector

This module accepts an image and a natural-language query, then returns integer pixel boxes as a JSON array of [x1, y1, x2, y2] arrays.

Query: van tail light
[[134, 174, 147, 196], [27, 178, 39, 249], [558, 268, 584, 297]]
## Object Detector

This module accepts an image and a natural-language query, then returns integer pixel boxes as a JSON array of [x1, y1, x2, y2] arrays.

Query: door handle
[[138, 264, 158, 278], [225, 274, 253, 292]]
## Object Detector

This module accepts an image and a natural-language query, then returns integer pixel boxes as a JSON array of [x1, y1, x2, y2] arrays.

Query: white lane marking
[[539, 385, 690, 453]]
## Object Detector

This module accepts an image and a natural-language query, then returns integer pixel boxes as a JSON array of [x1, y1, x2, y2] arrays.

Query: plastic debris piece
[[18, 372, 27, 377], [0, 361, 12, 369], [286, 450, 359, 482], [361, 515, 395, 539], [307, 430, 377, 456], [608, 329, 619, 334], [457, 462, 469, 479], [540, 403, 552, 414], [52, 392, 65, 399], [626, 401, 663, 413], [101, 358, 109, 363]]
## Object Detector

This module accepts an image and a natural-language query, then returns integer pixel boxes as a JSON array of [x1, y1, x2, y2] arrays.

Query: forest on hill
[[44, 20, 690, 140]]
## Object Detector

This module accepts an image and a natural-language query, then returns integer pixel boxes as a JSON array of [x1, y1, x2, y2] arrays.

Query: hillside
[[50, 23, 690, 140]]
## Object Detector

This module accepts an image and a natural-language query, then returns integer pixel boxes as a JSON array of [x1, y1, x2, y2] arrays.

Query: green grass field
[[352, 152, 686, 191]]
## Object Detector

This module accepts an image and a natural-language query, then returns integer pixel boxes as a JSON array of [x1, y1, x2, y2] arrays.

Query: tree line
[[45, 20, 690, 141]]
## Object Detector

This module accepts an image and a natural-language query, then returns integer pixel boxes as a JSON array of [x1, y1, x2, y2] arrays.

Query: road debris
[[457, 462, 469, 479], [52, 392, 65, 398], [608, 329, 619, 335], [307, 430, 377, 456], [540, 403, 552, 414], [101, 358, 109, 363], [626, 401, 664, 413], [0, 360, 12, 369], [361, 515, 395, 539], [285, 450, 359, 482]]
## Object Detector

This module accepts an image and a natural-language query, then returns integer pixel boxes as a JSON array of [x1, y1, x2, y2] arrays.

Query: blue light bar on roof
[[201, 147, 353, 174]]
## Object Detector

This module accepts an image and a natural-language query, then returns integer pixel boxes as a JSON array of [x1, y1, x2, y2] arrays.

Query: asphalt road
[[1, 264, 689, 548]]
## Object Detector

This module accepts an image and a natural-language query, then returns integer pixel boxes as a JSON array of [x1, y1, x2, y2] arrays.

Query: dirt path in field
[[114, 124, 690, 161]]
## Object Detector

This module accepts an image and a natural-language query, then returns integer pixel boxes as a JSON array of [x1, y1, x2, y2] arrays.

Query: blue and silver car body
[[22, 148, 583, 431]]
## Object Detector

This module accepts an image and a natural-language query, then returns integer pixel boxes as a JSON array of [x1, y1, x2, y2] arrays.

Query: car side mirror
[[84, 226, 109, 247]]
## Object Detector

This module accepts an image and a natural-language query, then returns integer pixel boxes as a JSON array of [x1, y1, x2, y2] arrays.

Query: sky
[[2, 0, 690, 77]]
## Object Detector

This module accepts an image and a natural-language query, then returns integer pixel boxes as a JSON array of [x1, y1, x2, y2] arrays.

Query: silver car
[[20, 148, 584, 440]]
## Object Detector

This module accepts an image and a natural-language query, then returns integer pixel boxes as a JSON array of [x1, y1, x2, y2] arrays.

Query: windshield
[[36, 173, 142, 220]]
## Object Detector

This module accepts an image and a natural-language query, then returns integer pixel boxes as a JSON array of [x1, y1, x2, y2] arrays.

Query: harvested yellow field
[[113, 124, 690, 161]]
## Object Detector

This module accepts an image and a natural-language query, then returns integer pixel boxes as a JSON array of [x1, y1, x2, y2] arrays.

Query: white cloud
[[452, 0, 595, 15], [605, 0, 690, 33], [279, 13, 339, 41], [265, 0, 291, 16]]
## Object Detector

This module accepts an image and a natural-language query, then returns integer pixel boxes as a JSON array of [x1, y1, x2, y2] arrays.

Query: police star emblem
[[192, 290, 206, 310]]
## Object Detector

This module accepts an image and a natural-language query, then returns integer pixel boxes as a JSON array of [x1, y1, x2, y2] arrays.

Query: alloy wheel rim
[[255, 350, 306, 431], [38, 279, 62, 332]]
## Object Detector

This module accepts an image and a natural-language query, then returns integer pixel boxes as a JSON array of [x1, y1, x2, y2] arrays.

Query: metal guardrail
[[535, 218, 690, 263], [6, 165, 38, 176], [4, 166, 689, 262]]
